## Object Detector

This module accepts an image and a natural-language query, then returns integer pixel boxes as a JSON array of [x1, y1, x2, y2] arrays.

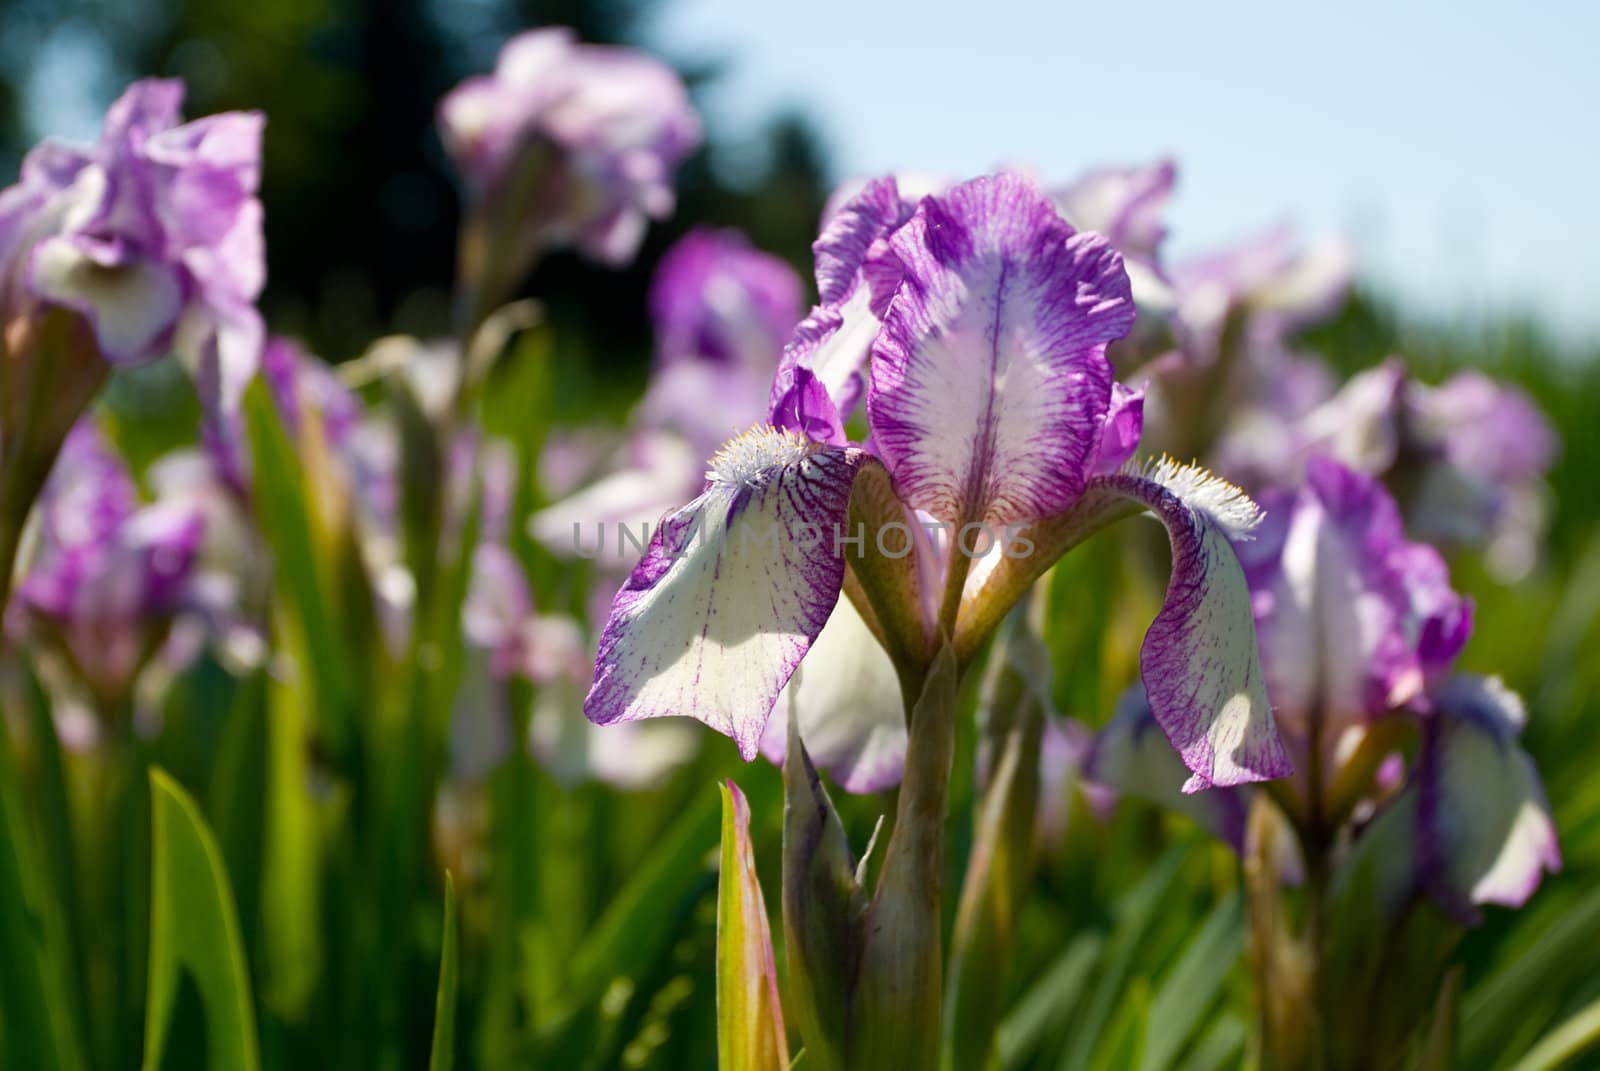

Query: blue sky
[[652, 0, 1598, 340]]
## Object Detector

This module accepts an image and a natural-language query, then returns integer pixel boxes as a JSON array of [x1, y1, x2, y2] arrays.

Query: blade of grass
[[1059, 847, 1186, 1071], [1140, 892, 1244, 1071], [1508, 995, 1600, 1071], [0, 717, 86, 1071], [542, 786, 722, 1037], [1460, 884, 1600, 1065], [996, 933, 1104, 1069], [142, 768, 260, 1071], [430, 872, 461, 1071], [1178, 1014, 1247, 1071]]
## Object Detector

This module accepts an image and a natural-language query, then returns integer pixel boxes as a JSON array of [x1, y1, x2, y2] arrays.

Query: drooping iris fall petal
[[1416, 674, 1560, 921], [960, 457, 1291, 790], [585, 428, 867, 759]]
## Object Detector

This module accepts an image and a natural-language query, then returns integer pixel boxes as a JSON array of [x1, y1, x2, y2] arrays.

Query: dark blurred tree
[[0, 0, 832, 370]]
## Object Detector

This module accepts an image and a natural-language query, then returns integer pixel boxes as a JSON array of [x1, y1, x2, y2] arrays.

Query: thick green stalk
[[853, 643, 960, 1070], [942, 606, 1047, 1071]]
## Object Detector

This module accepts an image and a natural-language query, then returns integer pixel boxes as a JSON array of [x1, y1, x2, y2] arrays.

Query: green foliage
[[143, 768, 260, 1071], [429, 874, 460, 1071]]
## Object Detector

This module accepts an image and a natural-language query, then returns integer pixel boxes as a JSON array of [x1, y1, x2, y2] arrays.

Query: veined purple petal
[[766, 176, 921, 426], [769, 365, 846, 447], [867, 172, 1134, 529], [1089, 381, 1145, 475], [952, 456, 1287, 789], [814, 176, 917, 307], [585, 428, 866, 759], [1085, 684, 1248, 849], [1416, 674, 1560, 922], [761, 596, 907, 794], [1099, 460, 1289, 790]]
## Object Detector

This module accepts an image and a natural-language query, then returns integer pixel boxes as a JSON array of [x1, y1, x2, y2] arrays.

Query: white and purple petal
[[1100, 460, 1289, 790], [957, 458, 1289, 790], [867, 172, 1134, 528], [1416, 674, 1560, 922], [585, 428, 865, 759]]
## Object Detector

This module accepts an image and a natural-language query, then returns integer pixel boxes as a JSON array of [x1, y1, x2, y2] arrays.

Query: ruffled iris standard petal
[[867, 173, 1134, 529], [1416, 674, 1560, 922], [585, 428, 866, 759], [959, 458, 1290, 790]]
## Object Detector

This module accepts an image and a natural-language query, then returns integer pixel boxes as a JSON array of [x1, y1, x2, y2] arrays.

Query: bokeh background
[[4, 1, 1597, 1066]]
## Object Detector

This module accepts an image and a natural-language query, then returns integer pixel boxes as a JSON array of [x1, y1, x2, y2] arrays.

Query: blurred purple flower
[[0, 78, 264, 410], [649, 228, 803, 371], [1235, 458, 1472, 755], [460, 542, 695, 789], [1052, 160, 1175, 268], [1089, 456, 1558, 919], [1221, 358, 1557, 578], [8, 424, 205, 711], [1239, 459, 1552, 915], [1169, 225, 1353, 366], [439, 27, 701, 268]]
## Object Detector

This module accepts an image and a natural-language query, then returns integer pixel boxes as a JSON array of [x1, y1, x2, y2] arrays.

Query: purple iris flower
[[438, 27, 701, 268], [586, 172, 1290, 794], [0, 78, 265, 411], [1091, 457, 1558, 919], [7, 424, 205, 711]]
